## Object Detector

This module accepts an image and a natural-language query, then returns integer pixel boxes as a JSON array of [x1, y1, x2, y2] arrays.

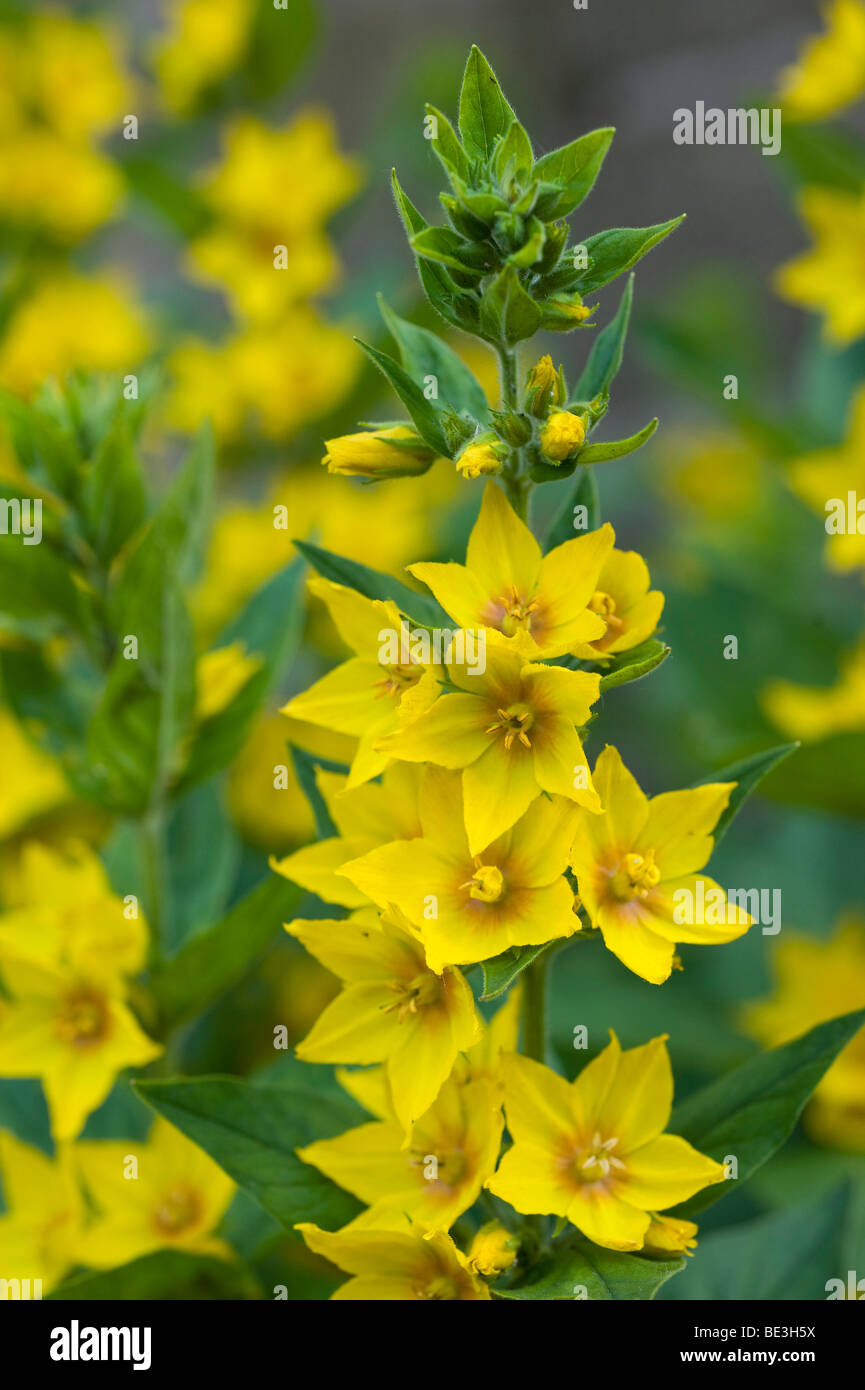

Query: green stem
[[496, 344, 531, 520], [521, 954, 548, 1063], [141, 809, 166, 962]]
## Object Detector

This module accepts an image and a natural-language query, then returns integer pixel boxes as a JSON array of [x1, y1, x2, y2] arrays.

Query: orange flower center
[[153, 1186, 202, 1235], [382, 971, 441, 1022], [573, 1132, 625, 1186], [485, 702, 534, 750], [54, 989, 110, 1049], [610, 849, 661, 902]]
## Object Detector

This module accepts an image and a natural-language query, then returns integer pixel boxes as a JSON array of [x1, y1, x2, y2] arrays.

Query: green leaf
[[458, 45, 517, 163], [479, 265, 542, 346], [578, 417, 658, 464], [148, 876, 303, 1028], [80, 411, 147, 563], [136, 1077, 364, 1232], [698, 742, 798, 848], [377, 294, 488, 423], [544, 469, 600, 551], [242, 0, 317, 101], [533, 128, 615, 219], [498, 1232, 683, 1300], [293, 538, 449, 627], [392, 170, 473, 333], [575, 217, 685, 294], [760, 732, 865, 818], [289, 745, 345, 839], [669, 1008, 865, 1219], [778, 120, 865, 194], [495, 119, 533, 180], [48, 1249, 261, 1301], [355, 338, 451, 456], [0, 390, 80, 501], [662, 1185, 855, 1301], [0, 528, 89, 639], [480, 942, 552, 1001], [409, 225, 486, 275], [161, 783, 239, 955], [574, 275, 633, 402], [178, 561, 306, 792], [598, 639, 670, 692], [425, 104, 472, 182]]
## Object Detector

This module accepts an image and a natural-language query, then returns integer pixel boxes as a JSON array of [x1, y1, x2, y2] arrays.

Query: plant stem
[[521, 954, 548, 1063], [141, 809, 166, 962], [496, 344, 531, 520]]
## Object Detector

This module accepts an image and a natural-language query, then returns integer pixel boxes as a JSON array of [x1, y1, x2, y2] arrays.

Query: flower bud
[[456, 436, 507, 479], [540, 294, 596, 331], [539, 410, 586, 462], [322, 426, 435, 479], [642, 1213, 699, 1256], [525, 354, 565, 416], [468, 1221, 518, 1276]]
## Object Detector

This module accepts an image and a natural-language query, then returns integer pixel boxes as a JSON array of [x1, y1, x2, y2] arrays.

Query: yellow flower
[[0, 274, 149, 398], [194, 643, 263, 722], [456, 440, 505, 479], [0, 1132, 85, 1293], [408, 481, 611, 659], [642, 1211, 699, 1256], [341, 766, 580, 972], [25, 14, 130, 140], [0, 956, 161, 1141], [285, 907, 481, 1130], [282, 577, 441, 789], [0, 840, 147, 983], [0, 130, 123, 241], [323, 426, 437, 479], [377, 637, 601, 855], [763, 642, 865, 740], [153, 0, 253, 115], [75, 1118, 236, 1267], [525, 354, 565, 415], [778, 0, 865, 122], [467, 1220, 518, 1275], [742, 916, 865, 1151], [775, 187, 865, 344], [573, 548, 665, 657], [297, 1222, 491, 1300], [786, 385, 865, 574], [0, 710, 70, 841], [487, 1036, 725, 1251], [271, 762, 423, 910], [569, 746, 749, 985], [166, 312, 359, 441], [298, 1075, 503, 1232], [187, 111, 360, 320], [539, 410, 586, 462]]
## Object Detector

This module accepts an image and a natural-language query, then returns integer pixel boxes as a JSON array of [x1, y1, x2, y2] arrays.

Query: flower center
[[588, 590, 624, 633], [382, 971, 441, 1022], [485, 702, 534, 750], [499, 586, 540, 636], [415, 1275, 459, 1300], [610, 849, 661, 902], [409, 1146, 467, 1189], [153, 1186, 202, 1235], [54, 989, 110, 1049], [374, 663, 423, 700], [573, 1132, 625, 1185], [461, 859, 505, 904]]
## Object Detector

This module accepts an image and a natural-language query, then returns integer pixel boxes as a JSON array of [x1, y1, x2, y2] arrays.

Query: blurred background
[[0, 0, 863, 1299]]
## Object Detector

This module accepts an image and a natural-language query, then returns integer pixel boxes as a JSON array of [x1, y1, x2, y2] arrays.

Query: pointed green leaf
[[669, 1008, 865, 1219], [697, 742, 798, 848], [425, 104, 472, 182], [495, 119, 533, 180], [598, 639, 670, 692], [136, 1077, 364, 1232], [498, 1232, 683, 1300], [355, 338, 451, 455], [377, 294, 488, 423], [289, 745, 346, 840], [458, 45, 517, 162], [479, 265, 542, 346], [80, 412, 147, 563], [48, 1250, 261, 1301], [533, 128, 615, 219], [392, 170, 472, 332], [575, 217, 685, 293], [579, 417, 658, 464], [575, 275, 634, 402], [480, 942, 552, 1001]]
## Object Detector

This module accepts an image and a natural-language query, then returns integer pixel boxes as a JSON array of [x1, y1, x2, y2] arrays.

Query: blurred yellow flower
[[0, 710, 70, 841], [194, 642, 262, 723], [787, 386, 865, 574], [188, 111, 361, 320], [775, 187, 865, 344], [153, 0, 253, 115], [0, 274, 150, 397], [742, 917, 865, 1150], [25, 12, 132, 141], [763, 642, 865, 740], [0, 129, 123, 241], [75, 1118, 236, 1266], [0, 1132, 85, 1293], [660, 433, 764, 518], [778, 0, 865, 122]]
